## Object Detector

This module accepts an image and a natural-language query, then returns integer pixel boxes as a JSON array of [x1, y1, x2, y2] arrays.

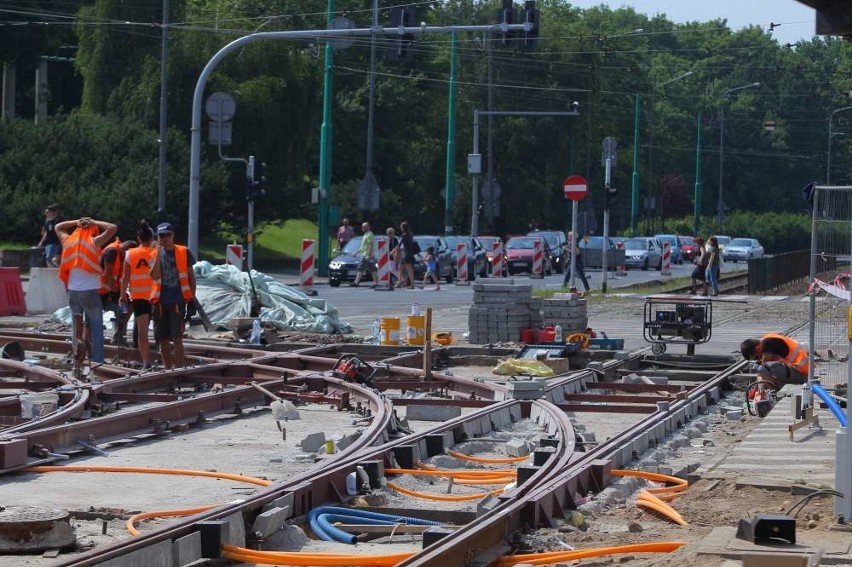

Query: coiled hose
[[307, 506, 442, 544]]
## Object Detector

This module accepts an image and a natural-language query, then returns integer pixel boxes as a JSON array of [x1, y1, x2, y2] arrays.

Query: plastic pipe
[[386, 481, 504, 501], [812, 383, 848, 426], [307, 507, 442, 543], [24, 465, 272, 486], [495, 541, 686, 566], [222, 544, 412, 566], [127, 505, 215, 536], [447, 450, 529, 464]]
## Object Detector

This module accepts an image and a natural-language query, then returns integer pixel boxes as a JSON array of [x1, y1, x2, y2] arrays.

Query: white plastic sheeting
[[194, 262, 351, 334]]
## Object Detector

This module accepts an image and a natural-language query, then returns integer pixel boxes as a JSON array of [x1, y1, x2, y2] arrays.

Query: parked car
[[504, 236, 554, 276], [477, 235, 504, 276], [714, 235, 732, 254], [654, 234, 684, 264], [623, 237, 664, 271], [680, 235, 700, 262], [411, 235, 454, 283], [723, 238, 765, 262], [578, 236, 617, 270], [527, 230, 567, 273], [444, 235, 488, 279], [328, 236, 366, 287]]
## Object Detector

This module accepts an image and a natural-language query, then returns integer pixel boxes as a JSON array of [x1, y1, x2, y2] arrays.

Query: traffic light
[[247, 161, 267, 201], [498, 0, 516, 47], [521, 1, 540, 49], [388, 6, 416, 64], [606, 184, 618, 209]]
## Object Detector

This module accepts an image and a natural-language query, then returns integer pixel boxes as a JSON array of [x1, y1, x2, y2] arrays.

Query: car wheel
[[479, 263, 488, 278], [329, 279, 341, 287]]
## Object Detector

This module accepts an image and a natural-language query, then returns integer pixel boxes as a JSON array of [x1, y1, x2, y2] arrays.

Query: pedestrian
[[705, 236, 721, 296], [422, 246, 441, 290], [37, 204, 62, 267], [689, 236, 709, 295], [351, 221, 377, 287], [120, 221, 159, 369], [99, 237, 138, 346], [386, 227, 400, 284], [398, 221, 418, 289], [562, 231, 590, 292], [740, 333, 809, 402], [337, 218, 354, 250], [56, 216, 118, 366], [149, 222, 196, 370]]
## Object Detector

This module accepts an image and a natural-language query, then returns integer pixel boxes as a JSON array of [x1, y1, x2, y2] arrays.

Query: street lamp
[[717, 81, 760, 232], [827, 105, 852, 184]]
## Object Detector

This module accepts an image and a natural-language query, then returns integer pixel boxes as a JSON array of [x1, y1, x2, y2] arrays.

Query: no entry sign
[[563, 175, 588, 201]]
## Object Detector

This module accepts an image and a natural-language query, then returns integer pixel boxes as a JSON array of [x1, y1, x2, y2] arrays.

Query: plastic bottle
[[372, 318, 381, 344], [554, 322, 563, 343], [411, 303, 421, 316], [250, 319, 262, 344]]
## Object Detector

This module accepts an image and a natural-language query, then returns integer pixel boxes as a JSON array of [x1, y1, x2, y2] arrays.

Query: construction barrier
[[225, 243, 243, 268], [491, 241, 503, 277], [406, 315, 425, 345], [375, 236, 392, 290], [616, 242, 627, 276], [0, 268, 26, 316], [455, 241, 469, 284], [531, 239, 544, 278], [25, 268, 66, 314], [380, 317, 400, 346], [300, 239, 315, 293], [661, 241, 672, 276]]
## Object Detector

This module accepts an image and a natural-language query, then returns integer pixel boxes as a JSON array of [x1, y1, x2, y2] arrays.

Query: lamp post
[[717, 81, 760, 232], [827, 105, 852, 184]]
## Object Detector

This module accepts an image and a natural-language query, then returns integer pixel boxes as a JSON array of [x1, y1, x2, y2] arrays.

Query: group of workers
[[52, 210, 196, 372]]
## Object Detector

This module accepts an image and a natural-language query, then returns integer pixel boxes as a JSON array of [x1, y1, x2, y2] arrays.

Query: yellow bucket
[[380, 317, 400, 346], [324, 440, 335, 454], [406, 315, 425, 346]]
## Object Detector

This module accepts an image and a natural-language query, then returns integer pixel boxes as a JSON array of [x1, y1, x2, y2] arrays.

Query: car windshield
[[414, 236, 437, 251], [478, 236, 500, 249], [728, 238, 752, 247], [715, 236, 731, 246], [340, 236, 362, 254], [680, 236, 695, 246], [580, 236, 612, 249], [444, 236, 474, 250], [531, 233, 559, 247], [624, 238, 650, 250], [656, 235, 678, 246], [506, 237, 537, 250]]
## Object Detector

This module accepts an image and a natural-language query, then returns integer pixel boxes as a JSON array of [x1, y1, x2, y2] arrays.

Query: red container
[[539, 326, 556, 342], [520, 327, 534, 343]]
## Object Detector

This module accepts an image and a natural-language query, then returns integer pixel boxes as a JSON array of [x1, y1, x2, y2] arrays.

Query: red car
[[504, 236, 554, 276], [680, 235, 700, 262]]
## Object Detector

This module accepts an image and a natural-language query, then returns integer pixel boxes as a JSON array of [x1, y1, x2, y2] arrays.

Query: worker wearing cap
[[121, 220, 158, 369], [740, 334, 809, 398], [55, 216, 118, 365], [149, 223, 196, 369]]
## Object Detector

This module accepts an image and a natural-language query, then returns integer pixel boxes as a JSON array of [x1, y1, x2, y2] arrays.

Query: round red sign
[[563, 175, 588, 201]]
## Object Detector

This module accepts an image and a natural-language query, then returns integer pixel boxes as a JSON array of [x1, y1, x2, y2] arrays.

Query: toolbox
[[587, 337, 625, 350]]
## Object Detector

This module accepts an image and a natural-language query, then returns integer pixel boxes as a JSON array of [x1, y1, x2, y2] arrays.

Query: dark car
[[527, 230, 567, 273], [477, 235, 504, 276], [504, 236, 554, 276], [328, 236, 366, 287], [578, 236, 617, 270], [411, 235, 454, 283], [444, 235, 488, 280]]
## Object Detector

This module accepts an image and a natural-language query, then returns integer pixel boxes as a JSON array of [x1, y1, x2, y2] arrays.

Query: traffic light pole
[[247, 155, 256, 271], [602, 156, 612, 294]]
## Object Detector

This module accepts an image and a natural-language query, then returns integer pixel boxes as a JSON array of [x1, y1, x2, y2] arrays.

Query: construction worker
[[149, 223, 196, 369], [120, 221, 158, 369], [740, 333, 809, 399], [55, 216, 118, 365], [100, 238, 137, 346]]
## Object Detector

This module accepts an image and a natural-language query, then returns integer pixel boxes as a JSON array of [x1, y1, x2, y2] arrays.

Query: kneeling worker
[[740, 333, 809, 402]]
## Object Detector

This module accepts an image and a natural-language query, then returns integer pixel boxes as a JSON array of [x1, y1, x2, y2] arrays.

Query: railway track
[[0, 318, 755, 567]]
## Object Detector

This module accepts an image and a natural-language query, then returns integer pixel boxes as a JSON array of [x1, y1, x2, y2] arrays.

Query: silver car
[[723, 238, 764, 262], [623, 237, 663, 271]]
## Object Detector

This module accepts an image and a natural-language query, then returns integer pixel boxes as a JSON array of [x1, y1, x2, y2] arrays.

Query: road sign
[[563, 175, 588, 201], [764, 120, 776, 132], [205, 92, 236, 122], [601, 136, 618, 166], [226, 243, 243, 267]]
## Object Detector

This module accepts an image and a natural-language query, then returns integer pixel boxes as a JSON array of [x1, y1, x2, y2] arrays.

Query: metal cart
[[643, 295, 712, 355]]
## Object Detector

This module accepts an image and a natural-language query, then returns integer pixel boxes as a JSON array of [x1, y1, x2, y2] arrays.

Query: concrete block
[[476, 494, 502, 517], [516, 466, 539, 486], [336, 432, 361, 451], [252, 506, 291, 539], [0, 439, 27, 468], [425, 434, 447, 457], [505, 438, 533, 457], [268, 493, 294, 513], [392, 445, 420, 470], [478, 415, 492, 435], [300, 432, 326, 453], [97, 540, 172, 567], [173, 531, 203, 567], [533, 447, 556, 466], [406, 405, 462, 421], [462, 418, 482, 439], [423, 526, 455, 548], [507, 380, 545, 400]]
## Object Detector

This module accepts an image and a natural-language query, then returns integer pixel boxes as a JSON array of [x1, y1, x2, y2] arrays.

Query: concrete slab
[[696, 526, 852, 564]]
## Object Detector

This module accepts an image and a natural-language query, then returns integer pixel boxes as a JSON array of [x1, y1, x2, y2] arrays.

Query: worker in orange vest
[[100, 238, 137, 347], [149, 223, 196, 369], [120, 221, 158, 370], [740, 333, 809, 402], [55, 216, 118, 365]]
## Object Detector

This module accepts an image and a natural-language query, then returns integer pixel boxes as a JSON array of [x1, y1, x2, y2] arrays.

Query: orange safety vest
[[126, 245, 158, 301], [99, 239, 123, 294], [762, 333, 810, 376], [150, 245, 194, 304], [58, 226, 102, 288]]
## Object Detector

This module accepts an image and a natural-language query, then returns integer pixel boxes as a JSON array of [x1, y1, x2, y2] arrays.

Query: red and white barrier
[[661, 241, 672, 276], [375, 236, 392, 290], [532, 239, 544, 278], [300, 239, 315, 293], [616, 241, 627, 276], [455, 241, 469, 284], [226, 242, 244, 268], [491, 241, 503, 278]]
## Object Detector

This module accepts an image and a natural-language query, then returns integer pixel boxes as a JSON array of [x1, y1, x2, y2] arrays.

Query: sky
[[568, 1, 819, 46]]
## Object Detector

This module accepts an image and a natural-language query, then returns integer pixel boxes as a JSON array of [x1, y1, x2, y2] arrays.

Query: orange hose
[[24, 465, 272, 486], [447, 450, 529, 464], [127, 505, 216, 536], [386, 481, 504, 501], [636, 490, 687, 526], [386, 468, 516, 478], [223, 544, 413, 566], [495, 541, 686, 566]]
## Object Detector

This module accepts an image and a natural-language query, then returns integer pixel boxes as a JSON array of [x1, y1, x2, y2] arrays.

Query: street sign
[[601, 136, 618, 166], [226, 243, 243, 267], [563, 175, 588, 201], [205, 92, 236, 122], [764, 120, 776, 132]]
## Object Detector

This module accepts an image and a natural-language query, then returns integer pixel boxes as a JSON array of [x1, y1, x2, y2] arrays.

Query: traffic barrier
[[25, 268, 66, 314], [0, 268, 26, 316], [375, 236, 392, 290], [225, 242, 243, 268], [531, 239, 544, 278], [661, 241, 672, 275], [380, 317, 400, 346], [455, 241, 469, 284], [300, 239, 315, 294], [491, 241, 503, 278], [616, 242, 627, 276]]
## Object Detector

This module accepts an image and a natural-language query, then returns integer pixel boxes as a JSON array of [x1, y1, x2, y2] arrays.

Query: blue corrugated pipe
[[811, 383, 848, 427], [307, 506, 443, 544]]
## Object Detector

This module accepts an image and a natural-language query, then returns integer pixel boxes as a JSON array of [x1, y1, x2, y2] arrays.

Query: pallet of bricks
[[468, 280, 542, 344], [541, 293, 588, 335]]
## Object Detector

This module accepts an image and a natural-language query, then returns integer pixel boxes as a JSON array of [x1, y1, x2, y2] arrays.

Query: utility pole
[[630, 95, 640, 236], [693, 111, 703, 236], [316, 0, 335, 276], [444, 31, 457, 235], [157, 0, 170, 220]]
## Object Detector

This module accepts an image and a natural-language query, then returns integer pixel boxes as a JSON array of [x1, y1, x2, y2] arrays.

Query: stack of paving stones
[[468, 280, 542, 344], [541, 293, 589, 333]]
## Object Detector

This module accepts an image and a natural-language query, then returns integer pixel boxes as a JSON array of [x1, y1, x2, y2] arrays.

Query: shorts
[[757, 361, 807, 388], [691, 265, 706, 281], [153, 303, 186, 341], [357, 257, 377, 273], [131, 298, 153, 317]]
